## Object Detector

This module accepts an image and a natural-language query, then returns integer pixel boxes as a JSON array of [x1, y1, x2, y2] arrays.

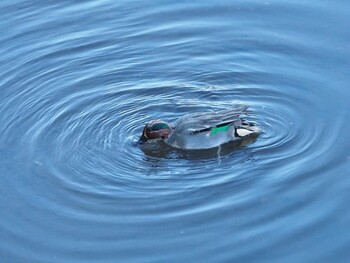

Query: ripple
[[9, 82, 256, 196], [1, 0, 349, 262], [1, 74, 341, 201]]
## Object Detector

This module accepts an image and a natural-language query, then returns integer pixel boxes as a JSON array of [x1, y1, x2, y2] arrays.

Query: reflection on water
[[0, 0, 350, 262]]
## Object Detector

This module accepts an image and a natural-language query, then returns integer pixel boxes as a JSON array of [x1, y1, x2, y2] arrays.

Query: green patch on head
[[210, 124, 230, 135], [149, 122, 170, 131]]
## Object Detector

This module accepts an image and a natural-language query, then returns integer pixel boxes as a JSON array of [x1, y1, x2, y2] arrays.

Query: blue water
[[1, 1, 350, 262]]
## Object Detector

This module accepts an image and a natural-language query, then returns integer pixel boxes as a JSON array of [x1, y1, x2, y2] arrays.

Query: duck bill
[[139, 134, 148, 143], [139, 126, 149, 143]]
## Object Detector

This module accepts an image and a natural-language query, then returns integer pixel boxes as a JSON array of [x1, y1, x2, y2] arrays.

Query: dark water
[[1, 1, 350, 262]]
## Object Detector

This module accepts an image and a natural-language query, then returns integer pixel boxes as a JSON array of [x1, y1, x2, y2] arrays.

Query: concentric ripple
[[1, 76, 344, 198], [1, 0, 350, 262], [0, 0, 347, 206]]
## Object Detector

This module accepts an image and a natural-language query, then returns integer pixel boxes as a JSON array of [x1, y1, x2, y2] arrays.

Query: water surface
[[0, 0, 350, 262]]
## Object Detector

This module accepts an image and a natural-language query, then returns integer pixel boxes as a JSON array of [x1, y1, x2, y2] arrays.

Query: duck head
[[139, 120, 173, 143]]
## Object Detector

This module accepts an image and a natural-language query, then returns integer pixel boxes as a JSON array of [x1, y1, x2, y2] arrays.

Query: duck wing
[[173, 106, 248, 135]]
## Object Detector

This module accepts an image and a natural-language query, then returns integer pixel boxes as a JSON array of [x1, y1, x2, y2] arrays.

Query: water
[[1, 1, 349, 262]]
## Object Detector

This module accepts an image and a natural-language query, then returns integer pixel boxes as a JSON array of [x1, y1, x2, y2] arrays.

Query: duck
[[139, 106, 260, 150]]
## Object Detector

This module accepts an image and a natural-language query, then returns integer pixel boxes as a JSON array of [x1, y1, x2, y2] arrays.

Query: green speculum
[[210, 124, 230, 135]]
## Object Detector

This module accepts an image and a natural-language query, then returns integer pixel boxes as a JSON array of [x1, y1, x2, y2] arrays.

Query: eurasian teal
[[139, 106, 260, 150]]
